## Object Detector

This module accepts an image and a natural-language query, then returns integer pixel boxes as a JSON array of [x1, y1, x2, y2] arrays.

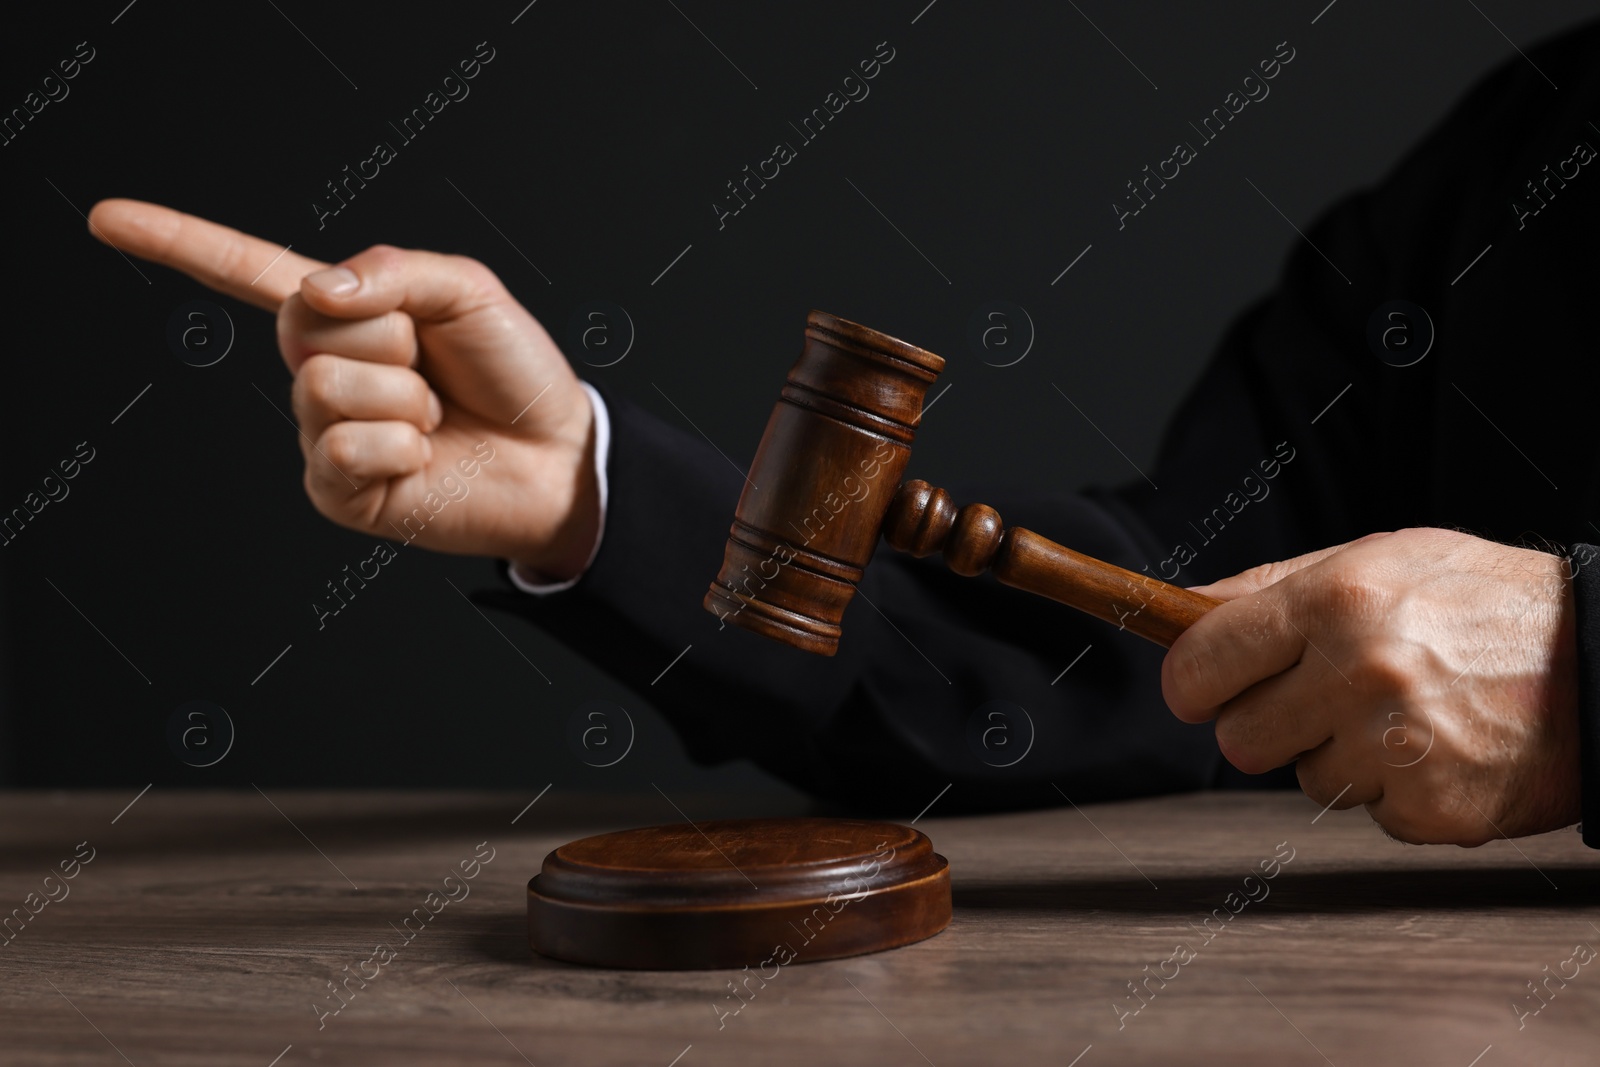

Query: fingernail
[[304, 266, 359, 297], [426, 391, 443, 427]]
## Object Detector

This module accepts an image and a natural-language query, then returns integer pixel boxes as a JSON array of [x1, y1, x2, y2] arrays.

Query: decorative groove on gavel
[[704, 311, 1220, 655]]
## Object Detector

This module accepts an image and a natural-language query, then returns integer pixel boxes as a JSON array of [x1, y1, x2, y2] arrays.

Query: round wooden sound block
[[528, 817, 950, 969]]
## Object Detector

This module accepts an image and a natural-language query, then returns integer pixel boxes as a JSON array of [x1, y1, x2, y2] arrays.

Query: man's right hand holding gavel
[[87, 198, 1584, 848]]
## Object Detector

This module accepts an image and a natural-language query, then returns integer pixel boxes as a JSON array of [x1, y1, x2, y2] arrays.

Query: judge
[[85, 23, 1600, 849]]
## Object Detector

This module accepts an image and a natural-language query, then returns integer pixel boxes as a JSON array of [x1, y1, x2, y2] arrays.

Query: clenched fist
[[87, 199, 599, 581], [1163, 528, 1580, 846]]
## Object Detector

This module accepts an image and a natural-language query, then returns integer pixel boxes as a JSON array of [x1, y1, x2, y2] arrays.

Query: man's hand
[[1162, 528, 1580, 845], [86, 199, 599, 580]]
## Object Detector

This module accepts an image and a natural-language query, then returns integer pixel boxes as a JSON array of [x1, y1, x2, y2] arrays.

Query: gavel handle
[[883, 480, 1221, 649], [993, 528, 1219, 647]]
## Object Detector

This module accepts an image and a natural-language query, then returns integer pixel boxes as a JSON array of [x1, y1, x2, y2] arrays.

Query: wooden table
[[1, 789, 1595, 1065]]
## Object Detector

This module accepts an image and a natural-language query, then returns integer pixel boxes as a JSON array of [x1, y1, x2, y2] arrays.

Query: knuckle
[[1163, 641, 1217, 714], [1214, 706, 1285, 775], [298, 353, 341, 400], [302, 465, 331, 501], [1245, 560, 1291, 589], [1375, 705, 1432, 766], [1214, 724, 1261, 774], [405, 371, 432, 411], [276, 295, 313, 361], [1399, 526, 1461, 548], [320, 425, 361, 469], [1352, 646, 1413, 699], [1294, 757, 1346, 810], [381, 312, 419, 363], [361, 243, 407, 271], [293, 356, 342, 422], [302, 465, 342, 514], [447, 252, 490, 279], [276, 292, 308, 331], [215, 238, 253, 287], [1311, 566, 1389, 619], [447, 254, 503, 294]]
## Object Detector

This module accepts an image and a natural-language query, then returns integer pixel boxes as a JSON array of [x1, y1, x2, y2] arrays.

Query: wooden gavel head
[[702, 311, 944, 655]]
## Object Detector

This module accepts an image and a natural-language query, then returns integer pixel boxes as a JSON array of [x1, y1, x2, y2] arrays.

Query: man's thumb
[[299, 245, 505, 322]]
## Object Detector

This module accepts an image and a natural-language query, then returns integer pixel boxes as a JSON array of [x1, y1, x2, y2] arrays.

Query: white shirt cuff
[[507, 381, 610, 596]]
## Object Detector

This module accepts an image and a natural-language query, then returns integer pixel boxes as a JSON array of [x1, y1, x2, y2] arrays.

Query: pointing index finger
[[86, 198, 328, 312]]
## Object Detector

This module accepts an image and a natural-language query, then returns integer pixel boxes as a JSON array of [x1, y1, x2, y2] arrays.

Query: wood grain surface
[[704, 310, 945, 657], [882, 479, 1222, 648], [0, 789, 1596, 1066], [703, 311, 1223, 656], [528, 817, 951, 968]]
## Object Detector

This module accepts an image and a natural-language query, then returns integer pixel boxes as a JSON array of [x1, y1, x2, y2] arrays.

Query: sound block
[[528, 817, 950, 969]]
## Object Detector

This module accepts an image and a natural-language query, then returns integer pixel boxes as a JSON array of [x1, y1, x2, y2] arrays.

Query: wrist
[[509, 381, 604, 582]]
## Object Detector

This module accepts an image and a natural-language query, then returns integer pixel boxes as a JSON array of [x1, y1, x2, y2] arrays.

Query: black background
[[3, 0, 1596, 792]]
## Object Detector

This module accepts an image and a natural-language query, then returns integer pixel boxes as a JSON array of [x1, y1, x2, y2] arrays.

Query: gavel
[[703, 311, 1222, 654], [537, 310, 1216, 971]]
